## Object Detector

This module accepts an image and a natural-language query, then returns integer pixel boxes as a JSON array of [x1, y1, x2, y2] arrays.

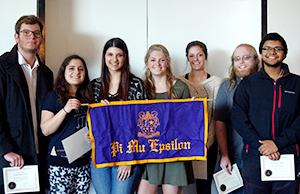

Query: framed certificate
[[260, 154, 295, 181], [213, 163, 243, 194], [2, 165, 40, 193]]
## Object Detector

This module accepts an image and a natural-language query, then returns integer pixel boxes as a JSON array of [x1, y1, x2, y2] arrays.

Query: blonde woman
[[137, 44, 194, 194]]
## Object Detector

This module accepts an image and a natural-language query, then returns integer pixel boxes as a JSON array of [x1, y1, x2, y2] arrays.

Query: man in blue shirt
[[214, 44, 260, 193]]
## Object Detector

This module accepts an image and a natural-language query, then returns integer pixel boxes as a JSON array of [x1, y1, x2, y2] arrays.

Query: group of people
[[0, 14, 300, 194]]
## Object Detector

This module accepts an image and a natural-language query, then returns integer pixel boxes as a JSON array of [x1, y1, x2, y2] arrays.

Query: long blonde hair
[[143, 44, 176, 99]]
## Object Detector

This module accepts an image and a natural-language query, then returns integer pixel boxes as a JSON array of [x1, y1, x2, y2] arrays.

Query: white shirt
[[18, 51, 39, 153]]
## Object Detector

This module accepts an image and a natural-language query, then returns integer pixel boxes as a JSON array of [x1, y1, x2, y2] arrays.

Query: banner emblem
[[137, 111, 160, 138]]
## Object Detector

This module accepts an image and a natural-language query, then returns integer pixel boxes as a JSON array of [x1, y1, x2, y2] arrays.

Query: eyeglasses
[[19, 30, 42, 38], [233, 55, 254, 62], [262, 47, 284, 52]]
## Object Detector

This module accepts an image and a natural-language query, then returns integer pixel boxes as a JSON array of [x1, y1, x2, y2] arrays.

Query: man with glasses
[[213, 44, 260, 194], [232, 33, 300, 193], [0, 15, 53, 193]]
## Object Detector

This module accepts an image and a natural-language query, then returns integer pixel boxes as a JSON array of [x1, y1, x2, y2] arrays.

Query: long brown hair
[[54, 55, 93, 105], [144, 44, 176, 99], [100, 38, 132, 100]]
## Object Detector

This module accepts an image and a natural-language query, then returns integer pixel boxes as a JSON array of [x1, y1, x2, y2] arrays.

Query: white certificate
[[213, 163, 243, 194], [62, 126, 91, 164], [260, 154, 295, 181], [2, 165, 40, 193]]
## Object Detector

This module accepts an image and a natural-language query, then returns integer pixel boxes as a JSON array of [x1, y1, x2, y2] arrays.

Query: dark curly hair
[[54, 55, 93, 105]]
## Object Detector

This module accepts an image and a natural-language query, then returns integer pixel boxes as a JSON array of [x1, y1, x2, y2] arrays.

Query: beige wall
[[45, 0, 261, 81], [268, 0, 300, 75], [0, 0, 37, 54]]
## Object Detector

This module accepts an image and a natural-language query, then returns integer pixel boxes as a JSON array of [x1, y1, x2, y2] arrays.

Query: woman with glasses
[[179, 41, 221, 194]]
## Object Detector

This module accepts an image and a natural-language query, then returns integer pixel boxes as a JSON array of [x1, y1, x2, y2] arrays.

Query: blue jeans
[[90, 160, 142, 194]]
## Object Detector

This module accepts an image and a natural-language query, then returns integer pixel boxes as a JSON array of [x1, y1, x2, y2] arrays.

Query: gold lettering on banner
[[111, 142, 123, 157], [148, 139, 159, 152], [110, 139, 191, 157], [126, 139, 145, 153], [148, 138, 191, 154]]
